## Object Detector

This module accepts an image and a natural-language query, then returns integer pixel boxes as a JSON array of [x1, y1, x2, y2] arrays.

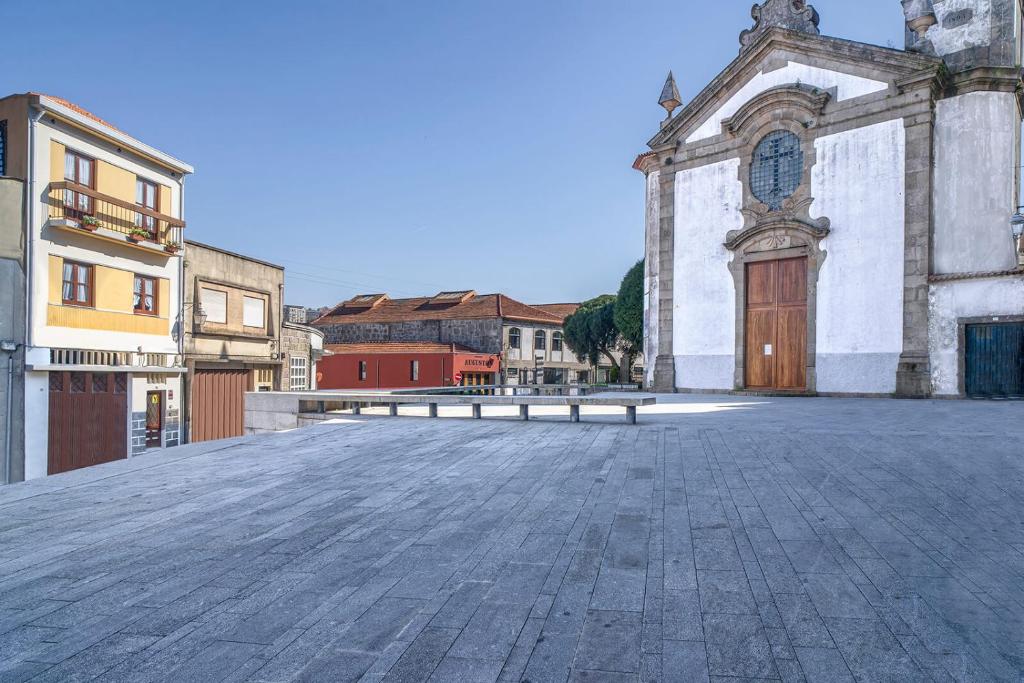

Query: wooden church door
[[744, 257, 807, 390]]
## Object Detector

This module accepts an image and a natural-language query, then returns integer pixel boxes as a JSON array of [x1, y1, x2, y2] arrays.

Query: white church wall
[[933, 91, 1019, 275], [686, 62, 888, 143], [643, 170, 660, 388], [923, 0, 993, 57], [928, 277, 1024, 396], [811, 119, 906, 394], [672, 159, 743, 390]]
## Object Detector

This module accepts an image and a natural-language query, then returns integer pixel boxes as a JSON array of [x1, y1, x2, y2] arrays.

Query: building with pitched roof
[[311, 291, 630, 386], [0, 92, 192, 480], [637, 0, 1023, 397]]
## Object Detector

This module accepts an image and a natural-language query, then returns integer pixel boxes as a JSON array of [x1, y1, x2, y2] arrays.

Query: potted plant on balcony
[[163, 242, 180, 254], [79, 215, 101, 231], [127, 227, 152, 244]]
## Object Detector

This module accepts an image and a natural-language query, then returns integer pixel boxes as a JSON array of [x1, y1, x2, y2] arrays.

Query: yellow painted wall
[[95, 266, 134, 313], [96, 160, 135, 205], [49, 142, 65, 183], [47, 256, 169, 325], [47, 305, 169, 335], [48, 254, 62, 305], [159, 185, 171, 215]]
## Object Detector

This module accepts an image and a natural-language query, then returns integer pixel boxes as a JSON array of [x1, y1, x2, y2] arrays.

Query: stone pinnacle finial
[[902, 0, 937, 46], [739, 0, 820, 51], [659, 71, 682, 121]]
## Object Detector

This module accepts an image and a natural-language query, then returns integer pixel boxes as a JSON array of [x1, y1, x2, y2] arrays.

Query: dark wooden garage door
[[191, 369, 249, 442], [965, 322, 1024, 398], [48, 371, 127, 475]]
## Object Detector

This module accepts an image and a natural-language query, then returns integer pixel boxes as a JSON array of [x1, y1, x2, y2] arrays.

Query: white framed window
[[200, 287, 227, 324], [410, 360, 419, 381], [243, 295, 265, 328], [290, 356, 308, 391]]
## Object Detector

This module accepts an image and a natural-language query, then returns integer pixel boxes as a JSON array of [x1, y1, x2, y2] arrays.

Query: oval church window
[[750, 130, 803, 211]]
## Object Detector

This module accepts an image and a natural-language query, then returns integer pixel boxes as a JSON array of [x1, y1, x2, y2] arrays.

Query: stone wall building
[[182, 240, 284, 441], [311, 291, 613, 385], [637, 0, 1023, 397]]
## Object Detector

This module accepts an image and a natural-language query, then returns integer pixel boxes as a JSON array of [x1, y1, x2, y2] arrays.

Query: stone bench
[[244, 391, 656, 434]]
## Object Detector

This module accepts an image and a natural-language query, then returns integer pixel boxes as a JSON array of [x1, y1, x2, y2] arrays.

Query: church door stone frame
[[721, 84, 832, 393]]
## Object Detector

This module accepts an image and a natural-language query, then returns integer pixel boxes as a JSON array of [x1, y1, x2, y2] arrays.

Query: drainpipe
[[176, 174, 188, 442], [25, 106, 44, 350], [3, 345, 15, 485]]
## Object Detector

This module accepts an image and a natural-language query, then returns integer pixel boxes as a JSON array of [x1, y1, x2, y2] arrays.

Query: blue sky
[[5, 0, 905, 307]]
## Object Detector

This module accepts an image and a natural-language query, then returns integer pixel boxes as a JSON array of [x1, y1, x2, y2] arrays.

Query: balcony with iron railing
[[46, 181, 184, 255]]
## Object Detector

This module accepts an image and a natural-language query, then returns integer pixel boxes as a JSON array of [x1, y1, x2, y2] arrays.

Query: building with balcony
[[0, 93, 192, 479]]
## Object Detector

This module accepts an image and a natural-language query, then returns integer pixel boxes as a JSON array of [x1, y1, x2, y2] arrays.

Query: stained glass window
[[750, 131, 802, 210]]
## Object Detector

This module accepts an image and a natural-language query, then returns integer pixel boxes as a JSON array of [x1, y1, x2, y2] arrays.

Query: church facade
[[637, 0, 1024, 397]]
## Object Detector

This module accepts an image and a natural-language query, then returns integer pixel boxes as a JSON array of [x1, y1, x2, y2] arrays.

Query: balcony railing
[[47, 181, 185, 251]]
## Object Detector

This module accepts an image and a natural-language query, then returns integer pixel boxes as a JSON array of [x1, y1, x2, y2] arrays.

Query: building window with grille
[[552, 331, 563, 352], [358, 360, 367, 381], [750, 130, 802, 211], [133, 274, 157, 315], [534, 330, 546, 351], [135, 178, 158, 233], [290, 356, 308, 391], [508, 327, 521, 349], [410, 360, 419, 382], [61, 261, 93, 307], [64, 149, 95, 216]]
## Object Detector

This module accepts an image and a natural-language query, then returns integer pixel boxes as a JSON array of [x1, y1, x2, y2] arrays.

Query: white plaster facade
[[639, 1, 1023, 398], [2, 93, 193, 479]]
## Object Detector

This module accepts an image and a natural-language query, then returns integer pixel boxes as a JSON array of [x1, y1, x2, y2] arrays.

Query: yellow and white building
[[0, 93, 192, 479]]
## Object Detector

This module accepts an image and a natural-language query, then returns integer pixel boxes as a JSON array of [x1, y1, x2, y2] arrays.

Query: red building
[[318, 342, 501, 390]]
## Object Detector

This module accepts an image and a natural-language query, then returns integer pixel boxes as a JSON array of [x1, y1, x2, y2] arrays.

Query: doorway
[[145, 391, 163, 448], [744, 257, 808, 390]]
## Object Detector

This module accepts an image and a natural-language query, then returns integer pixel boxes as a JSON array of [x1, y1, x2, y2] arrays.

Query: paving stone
[[0, 397, 1020, 681], [573, 609, 642, 674]]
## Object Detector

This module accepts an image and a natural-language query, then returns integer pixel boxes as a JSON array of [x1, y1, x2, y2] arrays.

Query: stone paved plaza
[[1, 395, 1023, 682]]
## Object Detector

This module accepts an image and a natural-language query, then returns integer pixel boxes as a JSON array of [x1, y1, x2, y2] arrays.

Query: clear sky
[[4, 0, 905, 307]]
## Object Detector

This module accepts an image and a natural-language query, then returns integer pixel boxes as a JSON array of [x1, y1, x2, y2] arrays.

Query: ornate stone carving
[[739, 0, 820, 51]]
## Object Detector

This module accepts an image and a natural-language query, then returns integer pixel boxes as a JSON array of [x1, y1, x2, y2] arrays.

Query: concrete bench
[[244, 391, 656, 434]]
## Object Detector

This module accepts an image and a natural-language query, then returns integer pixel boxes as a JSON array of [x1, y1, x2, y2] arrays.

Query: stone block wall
[[316, 318, 504, 354]]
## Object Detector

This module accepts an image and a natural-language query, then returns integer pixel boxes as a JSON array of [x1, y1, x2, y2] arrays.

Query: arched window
[[508, 327, 521, 349], [750, 130, 802, 211], [552, 331, 563, 352], [534, 330, 547, 351]]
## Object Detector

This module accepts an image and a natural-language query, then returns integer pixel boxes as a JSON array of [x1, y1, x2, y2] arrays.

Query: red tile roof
[[325, 342, 485, 354], [532, 303, 580, 322], [31, 93, 123, 134], [313, 292, 564, 326]]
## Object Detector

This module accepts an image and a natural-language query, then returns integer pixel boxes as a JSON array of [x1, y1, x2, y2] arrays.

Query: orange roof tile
[[31, 93, 123, 134], [312, 292, 563, 327], [531, 303, 580, 322]]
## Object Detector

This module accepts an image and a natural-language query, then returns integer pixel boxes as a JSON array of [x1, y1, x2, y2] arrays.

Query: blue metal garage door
[[965, 322, 1024, 398]]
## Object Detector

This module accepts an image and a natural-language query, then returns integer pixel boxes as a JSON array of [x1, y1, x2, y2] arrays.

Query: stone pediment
[[648, 29, 943, 150]]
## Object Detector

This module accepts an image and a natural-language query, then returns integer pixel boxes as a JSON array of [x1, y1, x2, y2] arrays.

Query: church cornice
[[648, 28, 943, 150], [725, 207, 830, 252], [721, 84, 832, 138]]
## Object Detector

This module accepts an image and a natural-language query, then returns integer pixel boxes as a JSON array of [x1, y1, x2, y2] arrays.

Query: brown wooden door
[[48, 371, 128, 474], [191, 369, 248, 442], [146, 391, 163, 447], [745, 257, 807, 390]]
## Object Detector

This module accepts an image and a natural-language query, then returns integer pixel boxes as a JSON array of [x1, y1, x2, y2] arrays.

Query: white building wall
[[933, 91, 1019, 274], [672, 159, 743, 390], [928, 278, 1024, 396], [812, 119, 906, 394], [686, 62, 888, 143], [28, 119, 183, 354], [643, 170, 660, 388]]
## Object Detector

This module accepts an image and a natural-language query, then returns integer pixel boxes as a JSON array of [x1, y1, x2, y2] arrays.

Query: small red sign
[[453, 371, 463, 384]]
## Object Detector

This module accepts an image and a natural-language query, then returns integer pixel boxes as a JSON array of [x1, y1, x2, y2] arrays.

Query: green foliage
[[563, 294, 618, 367], [614, 260, 644, 351]]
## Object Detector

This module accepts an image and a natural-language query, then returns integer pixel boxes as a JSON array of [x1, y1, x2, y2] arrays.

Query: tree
[[613, 259, 644, 382], [563, 295, 620, 374]]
